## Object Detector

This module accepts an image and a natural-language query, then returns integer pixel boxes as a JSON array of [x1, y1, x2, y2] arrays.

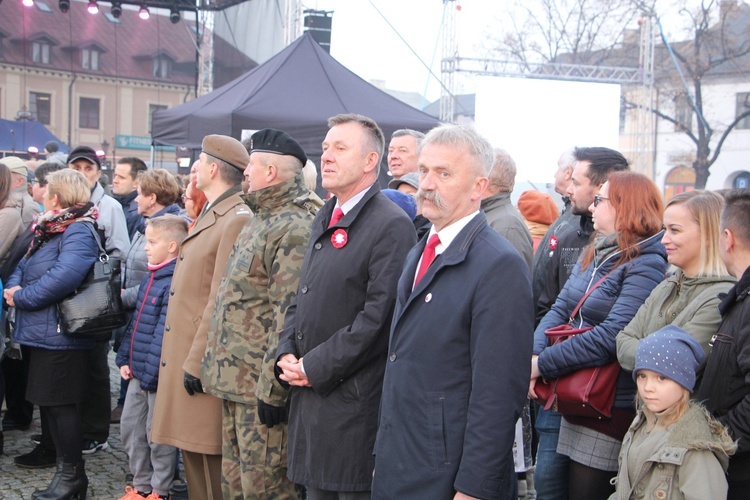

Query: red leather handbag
[[534, 274, 621, 420]]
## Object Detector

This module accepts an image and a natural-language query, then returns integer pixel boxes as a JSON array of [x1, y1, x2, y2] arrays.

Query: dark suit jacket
[[277, 183, 416, 491], [372, 212, 534, 500]]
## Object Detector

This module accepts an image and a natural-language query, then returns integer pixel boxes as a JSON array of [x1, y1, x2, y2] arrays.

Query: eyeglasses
[[593, 195, 609, 208], [181, 193, 192, 202]]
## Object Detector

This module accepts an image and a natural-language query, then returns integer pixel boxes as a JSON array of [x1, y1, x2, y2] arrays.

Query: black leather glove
[[257, 399, 287, 428], [183, 372, 204, 396]]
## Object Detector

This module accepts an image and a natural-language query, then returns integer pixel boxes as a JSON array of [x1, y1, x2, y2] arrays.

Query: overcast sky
[[306, 0, 507, 105], [300, 0, 706, 106]]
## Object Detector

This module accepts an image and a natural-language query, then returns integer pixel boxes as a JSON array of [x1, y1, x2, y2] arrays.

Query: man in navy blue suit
[[372, 124, 534, 500]]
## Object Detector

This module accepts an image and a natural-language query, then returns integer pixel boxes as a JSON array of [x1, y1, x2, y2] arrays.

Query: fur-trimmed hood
[[635, 401, 736, 470]]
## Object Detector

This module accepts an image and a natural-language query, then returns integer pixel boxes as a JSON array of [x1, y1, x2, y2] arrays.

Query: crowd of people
[[0, 115, 748, 500]]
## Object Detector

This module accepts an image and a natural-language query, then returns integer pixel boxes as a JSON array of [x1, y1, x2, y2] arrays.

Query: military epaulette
[[295, 198, 320, 216]]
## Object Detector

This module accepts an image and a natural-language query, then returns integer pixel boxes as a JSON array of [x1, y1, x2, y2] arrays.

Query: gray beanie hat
[[633, 325, 705, 392]]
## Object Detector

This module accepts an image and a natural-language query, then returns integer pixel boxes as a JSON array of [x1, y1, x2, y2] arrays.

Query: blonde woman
[[4, 169, 100, 499], [617, 190, 735, 371]]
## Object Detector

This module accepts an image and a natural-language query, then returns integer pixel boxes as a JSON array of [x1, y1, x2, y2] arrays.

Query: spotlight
[[86, 0, 98, 14], [58, 0, 69, 12], [138, 5, 150, 20], [111, 2, 121, 18], [22, 0, 34, 7], [169, 8, 180, 24]]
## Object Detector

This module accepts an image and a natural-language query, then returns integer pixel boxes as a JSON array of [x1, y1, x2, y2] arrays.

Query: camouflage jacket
[[200, 173, 323, 405]]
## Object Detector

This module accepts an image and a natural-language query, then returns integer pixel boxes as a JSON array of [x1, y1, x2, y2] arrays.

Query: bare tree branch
[[708, 109, 750, 167]]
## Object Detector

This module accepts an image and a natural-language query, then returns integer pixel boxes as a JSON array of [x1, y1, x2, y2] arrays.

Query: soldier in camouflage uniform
[[200, 129, 322, 500]]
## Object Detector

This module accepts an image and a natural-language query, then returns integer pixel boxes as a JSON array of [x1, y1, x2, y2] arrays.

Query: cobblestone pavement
[[1, 350, 136, 499], [1, 351, 537, 500]]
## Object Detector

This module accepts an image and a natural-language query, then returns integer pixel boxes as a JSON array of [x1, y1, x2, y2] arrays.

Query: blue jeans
[[534, 406, 570, 500]]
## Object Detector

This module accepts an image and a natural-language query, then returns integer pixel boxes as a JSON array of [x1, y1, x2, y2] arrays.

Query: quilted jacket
[[7, 222, 100, 350], [535, 231, 668, 408], [116, 258, 176, 392]]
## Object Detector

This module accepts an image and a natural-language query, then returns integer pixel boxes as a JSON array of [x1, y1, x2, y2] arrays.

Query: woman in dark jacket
[[529, 172, 668, 500], [121, 169, 181, 311], [4, 169, 100, 500]]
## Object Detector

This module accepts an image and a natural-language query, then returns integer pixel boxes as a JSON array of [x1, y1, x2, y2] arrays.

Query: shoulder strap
[[80, 221, 108, 261], [569, 272, 612, 324]]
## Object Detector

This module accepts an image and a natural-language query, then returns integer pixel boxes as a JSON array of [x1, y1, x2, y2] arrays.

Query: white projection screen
[[475, 77, 622, 185]]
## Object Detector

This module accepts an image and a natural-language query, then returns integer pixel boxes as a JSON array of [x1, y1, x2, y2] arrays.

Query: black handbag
[[57, 222, 126, 340]]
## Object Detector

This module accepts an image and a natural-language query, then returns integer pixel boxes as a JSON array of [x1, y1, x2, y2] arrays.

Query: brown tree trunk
[[693, 159, 710, 189]]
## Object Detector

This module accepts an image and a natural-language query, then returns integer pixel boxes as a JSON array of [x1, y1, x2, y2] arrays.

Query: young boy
[[116, 214, 188, 500]]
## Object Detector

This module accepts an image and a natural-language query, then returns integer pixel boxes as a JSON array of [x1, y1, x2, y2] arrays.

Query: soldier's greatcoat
[[151, 186, 252, 455], [276, 184, 416, 491]]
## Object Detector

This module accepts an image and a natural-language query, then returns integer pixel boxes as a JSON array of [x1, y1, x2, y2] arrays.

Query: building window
[[149, 104, 167, 133], [82, 48, 100, 71], [79, 97, 100, 129], [673, 93, 693, 132], [152, 57, 171, 79], [29, 92, 51, 125], [31, 42, 50, 64], [736, 93, 750, 130], [35, 1, 53, 12]]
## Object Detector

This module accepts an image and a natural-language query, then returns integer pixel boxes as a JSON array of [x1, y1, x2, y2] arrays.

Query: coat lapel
[[398, 213, 488, 315]]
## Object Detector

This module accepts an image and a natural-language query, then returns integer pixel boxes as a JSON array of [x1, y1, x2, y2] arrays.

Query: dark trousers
[[79, 341, 110, 442], [1, 345, 34, 426]]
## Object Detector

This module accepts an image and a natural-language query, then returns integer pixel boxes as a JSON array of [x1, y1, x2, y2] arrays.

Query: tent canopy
[[0, 119, 69, 154], [152, 33, 440, 156]]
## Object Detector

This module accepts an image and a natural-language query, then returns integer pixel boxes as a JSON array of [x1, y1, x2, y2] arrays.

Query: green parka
[[609, 402, 735, 500], [617, 269, 735, 371]]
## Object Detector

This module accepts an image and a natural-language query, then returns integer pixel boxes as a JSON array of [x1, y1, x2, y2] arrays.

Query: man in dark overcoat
[[276, 113, 416, 499], [371, 124, 534, 500]]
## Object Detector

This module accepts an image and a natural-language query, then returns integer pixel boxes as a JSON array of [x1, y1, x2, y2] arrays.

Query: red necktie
[[329, 207, 344, 228], [415, 234, 441, 285]]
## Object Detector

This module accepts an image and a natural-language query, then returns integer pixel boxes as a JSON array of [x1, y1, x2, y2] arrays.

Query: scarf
[[593, 232, 620, 268], [28, 202, 99, 256]]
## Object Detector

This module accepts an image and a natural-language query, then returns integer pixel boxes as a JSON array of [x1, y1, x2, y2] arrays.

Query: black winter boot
[[33, 459, 88, 500]]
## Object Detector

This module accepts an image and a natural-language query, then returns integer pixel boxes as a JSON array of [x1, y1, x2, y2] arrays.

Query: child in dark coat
[[116, 214, 188, 500]]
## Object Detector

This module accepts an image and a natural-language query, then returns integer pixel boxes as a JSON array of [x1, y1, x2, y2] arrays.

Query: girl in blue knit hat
[[609, 325, 736, 500]]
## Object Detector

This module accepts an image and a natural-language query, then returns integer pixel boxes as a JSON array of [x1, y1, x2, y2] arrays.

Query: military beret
[[249, 129, 307, 166], [202, 134, 250, 171]]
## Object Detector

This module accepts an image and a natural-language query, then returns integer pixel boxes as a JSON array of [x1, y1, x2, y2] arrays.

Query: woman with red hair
[[530, 171, 668, 499]]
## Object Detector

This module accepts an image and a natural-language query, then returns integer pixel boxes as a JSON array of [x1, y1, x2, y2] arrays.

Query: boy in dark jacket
[[116, 214, 188, 500]]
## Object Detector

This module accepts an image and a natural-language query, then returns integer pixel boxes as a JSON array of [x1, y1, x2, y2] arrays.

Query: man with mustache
[[372, 124, 534, 499], [276, 114, 416, 499]]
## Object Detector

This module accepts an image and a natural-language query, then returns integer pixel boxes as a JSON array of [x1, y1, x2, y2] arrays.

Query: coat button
[[314, 243, 322, 250], [297, 331, 304, 340], [389, 352, 397, 362], [165, 325, 170, 332], [301, 285, 308, 294], [170, 289, 175, 296], [161, 360, 166, 367], [179, 254, 184, 261]]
